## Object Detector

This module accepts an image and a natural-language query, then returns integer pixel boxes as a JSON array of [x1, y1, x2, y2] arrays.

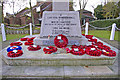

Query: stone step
[[2, 65, 116, 78]]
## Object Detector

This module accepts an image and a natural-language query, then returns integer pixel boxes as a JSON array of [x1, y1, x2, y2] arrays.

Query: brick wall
[[9, 17, 21, 25]]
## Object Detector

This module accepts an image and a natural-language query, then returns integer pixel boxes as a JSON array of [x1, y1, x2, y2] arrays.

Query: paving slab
[[84, 66, 114, 76], [2, 65, 64, 78], [64, 66, 91, 77]]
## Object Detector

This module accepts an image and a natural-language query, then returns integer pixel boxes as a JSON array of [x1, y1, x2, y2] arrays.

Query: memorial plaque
[[40, 11, 82, 37]]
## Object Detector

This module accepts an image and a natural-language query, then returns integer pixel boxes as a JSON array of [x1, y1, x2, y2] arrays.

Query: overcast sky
[[3, 0, 105, 16]]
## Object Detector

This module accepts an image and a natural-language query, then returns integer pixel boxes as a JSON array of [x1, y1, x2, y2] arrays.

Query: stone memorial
[[34, 0, 88, 45], [2, 0, 117, 67]]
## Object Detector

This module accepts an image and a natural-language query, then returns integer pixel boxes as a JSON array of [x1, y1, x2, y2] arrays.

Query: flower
[[24, 41, 33, 45], [54, 34, 68, 48], [101, 49, 116, 57], [27, 45, 41, 51], [43, 46, 57, 54], [82, 34, 85, 36], [85, 35, 93, 39], [27, 37, 35, 42], [20, 37, 28, 41], [88, 38, 97, 43], [7, 50, 23, 57], [70, 48, 85, 56], [92, 41, 103, 46], [66, 48, 71, 53], [10, 42, 22, 46]]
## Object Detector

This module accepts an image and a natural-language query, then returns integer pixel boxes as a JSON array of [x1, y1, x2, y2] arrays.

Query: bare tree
[[4, 0, 27, 25], [0, 0, 8, 23], [79, 0, 88, 23]]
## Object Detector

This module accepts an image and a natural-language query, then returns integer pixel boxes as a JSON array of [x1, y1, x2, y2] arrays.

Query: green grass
[[6, 34, 29, 40], [0, 30, 119, 42], [82, 30, 120, 42]]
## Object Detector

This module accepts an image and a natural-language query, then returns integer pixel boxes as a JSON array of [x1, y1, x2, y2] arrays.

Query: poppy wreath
[[82, 34, 85, 36], [71, 45, 79, 49], [10, 42, 22, 46], [7, 46, 22, 52], [85, 45, 101, 56], [43, 46, 57, 54], [24, 41, 34, 45], [27, 45, 41, 51], [97, 45, 111, 51], [88, 38, 97, 43], [70, 48, 85, 56], [101, 49, 116, 57], [7, 50, 23, 57], [20, 37, 28, 41], [85, 35, 93, 39], [27, 37, 35, 42], [54, 34, 68, 48], [92, 41, 103, 46]]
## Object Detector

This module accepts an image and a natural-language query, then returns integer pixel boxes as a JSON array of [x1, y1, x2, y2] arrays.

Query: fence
[[85, 22, 120, 40], [0, 22, 120, 41], [0, 23, 40, 41]]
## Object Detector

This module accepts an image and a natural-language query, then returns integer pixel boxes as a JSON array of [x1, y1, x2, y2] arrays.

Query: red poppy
[[88, 38, 97, 43], [54, 34, 68, 48], [92, 41, 103, 46], [27, 37, 35, 42], [20, 38, 28, 41], [79, 45, 84, 49], [85, 35, 93, 39], [24, 41, 33, 45], [7, 50, 23, 57], [71, 45, 79, 48], [27, 45, 41, 51], [66, 48, 72, 53], [82, 34, 85, 36], [101, 49, 116, 57], [43, 46, 57, 54], [10, 42, 22, 46]]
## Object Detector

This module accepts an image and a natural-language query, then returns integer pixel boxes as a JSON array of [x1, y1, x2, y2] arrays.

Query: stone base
[[1, 35, 118, 66], [34, 36, 89, 46]]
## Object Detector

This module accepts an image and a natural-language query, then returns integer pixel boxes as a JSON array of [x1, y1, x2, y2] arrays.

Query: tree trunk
[[2, 2, 4, 23], [80, 9, 83, 26]]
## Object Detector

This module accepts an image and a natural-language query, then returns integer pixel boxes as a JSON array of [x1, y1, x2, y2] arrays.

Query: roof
[[78, 9, 92, 13], [16, 2, 46, 17]]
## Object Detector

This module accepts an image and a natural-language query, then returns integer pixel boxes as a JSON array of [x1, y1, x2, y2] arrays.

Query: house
[[6, 1, 94, 25], [78, 10, 95, 25], [6, 1, 73, 25]]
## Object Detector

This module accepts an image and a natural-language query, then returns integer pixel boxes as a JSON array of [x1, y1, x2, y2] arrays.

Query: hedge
[[89, 19, 120, 28]]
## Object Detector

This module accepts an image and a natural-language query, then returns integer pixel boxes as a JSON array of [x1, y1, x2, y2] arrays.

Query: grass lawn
[[6, 34, 29, 41], [82, 30, 120, 42], [0, 30, 119, 42]]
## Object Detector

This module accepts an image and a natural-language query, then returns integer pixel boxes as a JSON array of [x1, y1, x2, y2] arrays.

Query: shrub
[[90, 19, 120, 28]]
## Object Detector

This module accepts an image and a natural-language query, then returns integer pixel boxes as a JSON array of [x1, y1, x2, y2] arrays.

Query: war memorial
[[1, 0, 119, 79]]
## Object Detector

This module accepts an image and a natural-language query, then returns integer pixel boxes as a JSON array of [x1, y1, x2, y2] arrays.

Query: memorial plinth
[[2, 35, 118, 66], [34, 11, 88, 46]]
